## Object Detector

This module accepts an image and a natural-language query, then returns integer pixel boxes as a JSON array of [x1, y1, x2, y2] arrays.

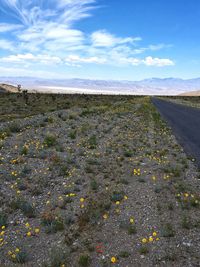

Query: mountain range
[[0, 77, 200, 95]]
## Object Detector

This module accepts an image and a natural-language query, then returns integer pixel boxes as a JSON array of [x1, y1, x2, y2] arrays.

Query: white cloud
[[0, 23, 22, 32], [1, 53, 62, 64], [105, 55, 174, 67], [65, 55, 106, 64], [0, 39, 14, 51], [0, 65, 66, 78], [143, 56, 174, 67], [18, 24, 85, 52], [0, 53, 174, 68], [91, 30, 141, 47], [0, 0, 175, 71]]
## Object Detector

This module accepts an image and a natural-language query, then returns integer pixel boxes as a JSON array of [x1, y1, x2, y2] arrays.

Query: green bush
[[11, 198, 35, 218], [78, 254, 91, 266], [44, 134, 57, 147], [0, 212, 7, 227]]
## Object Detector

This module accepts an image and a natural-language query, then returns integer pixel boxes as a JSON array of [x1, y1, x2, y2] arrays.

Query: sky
[[0, 0, 200, 80]]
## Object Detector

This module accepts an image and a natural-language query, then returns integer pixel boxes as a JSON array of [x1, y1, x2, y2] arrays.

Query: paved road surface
[[152, 98, 200, 168]]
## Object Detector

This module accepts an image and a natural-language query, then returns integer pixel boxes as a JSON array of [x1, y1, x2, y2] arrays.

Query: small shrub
[[10, 198, 35, 218], [128, 225, 137, 235], [138, 177, 146, 183], [88, 135, 97, 149], [124, 150, 133, 157], [154, 185, 162, 193], [0, 212, 7, 227], [9, 122, 21, 133], [41, 211, 64, 233], [90, 179, 98, 191], [167, 202, 174, 211], [118, 178, 129, 185], [15, 250, 28, 264], [119, 251, 130, 258], [20, 201, 35, 218], [85, 165, 94, 174], [64, 216, 75, 226], [190, 198, 200, 208], [161, 223, 175, 237], [111, 191, 124, 202], [48, 247, 69, 267], [139, 246, 149, 255], [181, 216, 192, 229], [47, 117, 54, 123], [78, 254, 91, 266], [44, 134, 57, 147], [69, 130, 77, 139], [21, 166, 32, 176], [59, 165, 69, 176], [21, 146, 28, 155]]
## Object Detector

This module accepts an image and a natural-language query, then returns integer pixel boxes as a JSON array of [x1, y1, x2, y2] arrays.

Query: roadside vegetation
[[0, 93, 200, 266], [159, 96, 200, 109]]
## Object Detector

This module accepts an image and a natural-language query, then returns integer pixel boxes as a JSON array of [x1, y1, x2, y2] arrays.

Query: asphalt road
[[152, 98, 200, 167]]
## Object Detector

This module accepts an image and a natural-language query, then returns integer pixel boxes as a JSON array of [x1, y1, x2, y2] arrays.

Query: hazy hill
[[0, 83, 18, 93], [179, 90, 200, 96], [1, 77, 200, 95]]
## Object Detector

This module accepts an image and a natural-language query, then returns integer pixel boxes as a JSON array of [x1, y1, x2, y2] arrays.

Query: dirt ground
[[0, 93, 200, 267]]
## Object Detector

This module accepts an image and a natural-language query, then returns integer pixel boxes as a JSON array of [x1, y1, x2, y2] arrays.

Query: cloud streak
[[0, 0, 96, 26], [0, 0, 175, 76]]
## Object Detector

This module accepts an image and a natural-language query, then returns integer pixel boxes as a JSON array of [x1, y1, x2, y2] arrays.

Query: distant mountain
[[0, 77, 200, 95]]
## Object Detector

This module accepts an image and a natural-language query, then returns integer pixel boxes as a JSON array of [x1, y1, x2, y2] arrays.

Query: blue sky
[[0, 0, 200, 80]]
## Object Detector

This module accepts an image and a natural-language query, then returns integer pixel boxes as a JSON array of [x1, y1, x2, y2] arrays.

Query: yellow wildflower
[[153, 232, 157, 237], [152, 176, 156, 181], [142, 238, 147, 244], [35, 228, 40, 234], [149, 236, 153, 242], [27, 231, 31, 237], [111, 256, 117, 263], [103, 214, 108, 219], [115, 208, 120, 213]]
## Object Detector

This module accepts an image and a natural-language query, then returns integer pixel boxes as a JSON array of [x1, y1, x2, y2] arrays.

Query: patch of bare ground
[[0, 93, 200, 266]]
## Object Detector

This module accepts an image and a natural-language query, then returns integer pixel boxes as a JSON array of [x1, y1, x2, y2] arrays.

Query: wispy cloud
[[0, 22, 22, 32], [0, 39, 14, 50], [1, 53, 62, 64], [0, 0, 174, 75], [0, 0, 96, 26]]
